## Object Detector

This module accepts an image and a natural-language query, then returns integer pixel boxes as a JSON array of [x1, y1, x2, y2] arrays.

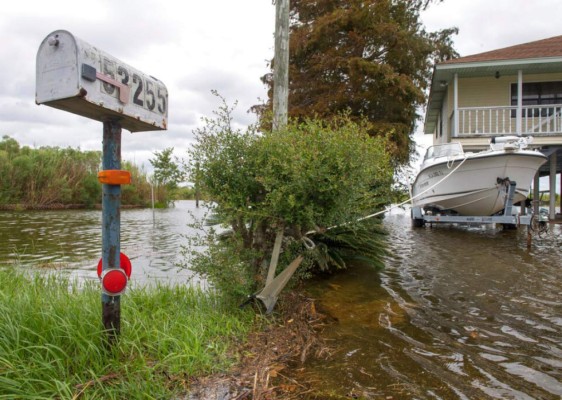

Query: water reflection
[[302, 209, 562, 399], [0, 201, 205, 285]]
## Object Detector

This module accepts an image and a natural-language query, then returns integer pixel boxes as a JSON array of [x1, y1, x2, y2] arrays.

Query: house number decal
[[101, 57, 167, 115]]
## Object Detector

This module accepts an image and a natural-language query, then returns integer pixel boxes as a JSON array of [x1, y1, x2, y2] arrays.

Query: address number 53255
[[101, 57, 167, 115]]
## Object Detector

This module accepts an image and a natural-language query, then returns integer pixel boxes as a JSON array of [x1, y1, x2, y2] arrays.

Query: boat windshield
[[424, 143, 464, 161]]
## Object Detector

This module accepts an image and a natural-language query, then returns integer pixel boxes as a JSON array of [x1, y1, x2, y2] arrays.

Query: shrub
[[184, 96, 393, 297]]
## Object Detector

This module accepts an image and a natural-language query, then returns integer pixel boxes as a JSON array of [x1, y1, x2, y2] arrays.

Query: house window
[[511, 81, 562, 117]]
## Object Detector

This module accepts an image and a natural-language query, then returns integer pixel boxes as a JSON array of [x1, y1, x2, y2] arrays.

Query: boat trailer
[[411, 180, 545, 236]]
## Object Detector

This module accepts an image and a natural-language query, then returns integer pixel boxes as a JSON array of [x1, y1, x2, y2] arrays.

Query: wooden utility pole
[[272, 0, 290, 132], [264, 0, 290, 295]]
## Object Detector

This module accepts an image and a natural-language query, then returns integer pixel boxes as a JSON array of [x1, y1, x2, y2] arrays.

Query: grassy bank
[[0, 269, 253, 399]]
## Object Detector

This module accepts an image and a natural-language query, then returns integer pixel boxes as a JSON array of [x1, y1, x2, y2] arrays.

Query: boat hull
[[412, 151, 546, 216]]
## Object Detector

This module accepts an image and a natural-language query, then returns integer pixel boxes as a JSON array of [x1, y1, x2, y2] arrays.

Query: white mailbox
[[36, 30, 168, 132]]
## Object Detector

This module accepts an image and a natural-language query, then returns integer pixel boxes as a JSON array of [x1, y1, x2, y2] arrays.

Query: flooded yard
[[1, 202, 561, 398], [300, 210, 562, 399]]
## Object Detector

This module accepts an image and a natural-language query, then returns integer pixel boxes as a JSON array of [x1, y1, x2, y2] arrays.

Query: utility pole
[[265, 0, 290, 290], [272, 0, 290, 132]]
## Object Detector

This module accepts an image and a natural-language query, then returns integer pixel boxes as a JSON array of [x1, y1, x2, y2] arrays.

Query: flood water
[[301, 208, 562, 399], [0, 200, 205, 285], [1, 202, 561, 398]]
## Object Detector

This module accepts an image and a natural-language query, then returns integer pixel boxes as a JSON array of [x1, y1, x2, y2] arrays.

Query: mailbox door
[[36, 30, 80, 104]]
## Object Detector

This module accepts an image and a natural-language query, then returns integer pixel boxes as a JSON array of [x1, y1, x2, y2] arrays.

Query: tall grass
[[0, 136, 157, 208], [0, 269, 253, 399]]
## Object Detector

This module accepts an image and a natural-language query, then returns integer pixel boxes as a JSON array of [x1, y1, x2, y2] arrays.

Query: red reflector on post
[[97, 253, 132, 279], [98, 170, 131, 185], [101, 269, 128, 296]]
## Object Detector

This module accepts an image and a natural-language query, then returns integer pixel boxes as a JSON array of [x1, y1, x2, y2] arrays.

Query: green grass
[[0, 269, 253, 399]]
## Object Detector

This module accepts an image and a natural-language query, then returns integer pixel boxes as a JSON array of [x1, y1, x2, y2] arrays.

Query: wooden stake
[[266, 229, 284, 286]]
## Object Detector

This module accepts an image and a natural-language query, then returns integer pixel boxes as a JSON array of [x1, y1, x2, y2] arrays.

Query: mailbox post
[[101, 121, 123, 342], [36, 30, 168, 343]]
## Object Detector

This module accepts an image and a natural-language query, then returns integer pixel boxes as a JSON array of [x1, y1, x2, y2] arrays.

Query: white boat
[[411, 136, 547, 216]]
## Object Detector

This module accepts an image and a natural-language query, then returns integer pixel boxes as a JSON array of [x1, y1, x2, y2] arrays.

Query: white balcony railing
[[452, 104, 562, 137]]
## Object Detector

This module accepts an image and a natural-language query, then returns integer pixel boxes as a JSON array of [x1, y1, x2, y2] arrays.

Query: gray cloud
[[4, 0, 562, 177]]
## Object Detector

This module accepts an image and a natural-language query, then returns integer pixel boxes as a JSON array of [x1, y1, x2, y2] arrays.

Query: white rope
[[304, 154, 470, 236]]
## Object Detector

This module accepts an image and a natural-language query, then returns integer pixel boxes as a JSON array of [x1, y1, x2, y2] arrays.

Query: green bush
[[184, 96, 393, 297]]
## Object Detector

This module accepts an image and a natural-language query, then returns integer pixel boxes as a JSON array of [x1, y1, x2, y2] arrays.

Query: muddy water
[[301, 210, 562, 399], [2, 202, 561, 398], [0, 201, 205, 284]]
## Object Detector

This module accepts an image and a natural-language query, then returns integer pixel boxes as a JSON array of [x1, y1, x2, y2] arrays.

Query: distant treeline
[[0, 135, 182, 209]]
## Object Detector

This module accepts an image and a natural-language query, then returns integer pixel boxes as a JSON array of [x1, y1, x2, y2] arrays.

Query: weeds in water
[[0, 269, 253, 399]]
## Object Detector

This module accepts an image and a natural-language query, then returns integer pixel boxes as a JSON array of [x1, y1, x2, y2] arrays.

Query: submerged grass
[[0, 269, 253, 399]]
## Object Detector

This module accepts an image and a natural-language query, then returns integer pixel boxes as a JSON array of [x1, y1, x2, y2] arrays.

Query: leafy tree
[[1, 135, 20, 156], [149, 147, 184, 207], [185, 97, 393, 296], [255, 0, 457, 163], [150, 148, 182, 190]]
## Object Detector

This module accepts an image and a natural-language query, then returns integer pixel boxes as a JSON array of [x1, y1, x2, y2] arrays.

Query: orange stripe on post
[[98, 170, 132, 185]]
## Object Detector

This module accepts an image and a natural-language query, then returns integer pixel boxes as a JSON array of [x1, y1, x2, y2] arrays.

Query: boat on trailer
[[411, 136, 547, 217]]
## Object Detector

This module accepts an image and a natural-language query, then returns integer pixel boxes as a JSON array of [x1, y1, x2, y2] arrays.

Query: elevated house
[[424, 35, 562, 219]]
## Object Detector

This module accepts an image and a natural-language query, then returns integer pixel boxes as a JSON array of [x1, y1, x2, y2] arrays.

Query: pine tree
[[256, 0, 457, 164]]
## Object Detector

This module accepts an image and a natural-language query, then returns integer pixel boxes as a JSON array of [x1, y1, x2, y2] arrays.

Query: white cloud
[[421, 0, 562, 56]]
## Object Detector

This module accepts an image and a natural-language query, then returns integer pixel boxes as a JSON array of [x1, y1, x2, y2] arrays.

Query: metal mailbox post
[[36, 30, 168, 342]]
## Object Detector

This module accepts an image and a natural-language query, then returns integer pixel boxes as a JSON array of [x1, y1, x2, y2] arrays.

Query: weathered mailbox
[[36, 30, 167, 132], [36, 30, 169, 343]]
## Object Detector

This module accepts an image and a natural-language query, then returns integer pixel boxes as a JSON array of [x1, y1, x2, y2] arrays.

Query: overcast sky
[[2, 0, 562, 173]]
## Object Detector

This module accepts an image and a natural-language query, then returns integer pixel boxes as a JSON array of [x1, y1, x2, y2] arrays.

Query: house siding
[[442, 72, 562, 137]]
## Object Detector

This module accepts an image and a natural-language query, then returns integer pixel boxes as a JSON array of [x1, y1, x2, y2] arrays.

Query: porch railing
[[452, 104, 562, 137]]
